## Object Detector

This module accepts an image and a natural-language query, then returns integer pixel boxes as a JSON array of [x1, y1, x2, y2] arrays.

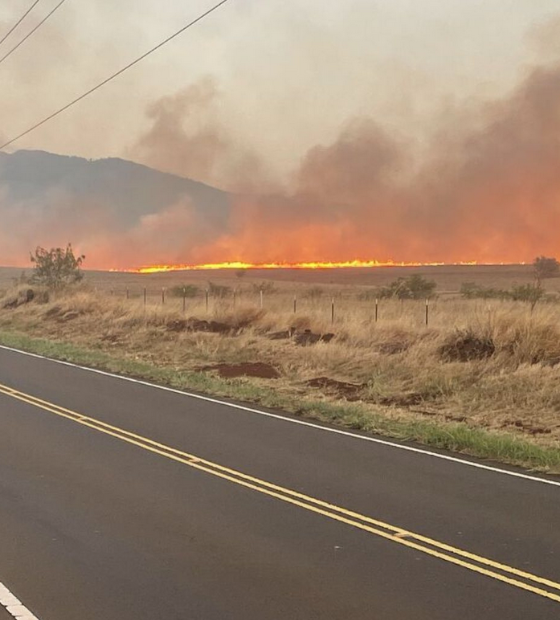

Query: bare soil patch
[[197, 362, 280, 379]]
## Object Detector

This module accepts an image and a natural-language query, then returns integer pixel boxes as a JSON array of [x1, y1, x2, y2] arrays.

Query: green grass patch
[[0, 328, 559, 474]]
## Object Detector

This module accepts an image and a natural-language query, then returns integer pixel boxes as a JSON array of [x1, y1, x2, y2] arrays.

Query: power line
[[0, 0, 42, 48], [0, 0, 68, 67], [0, 0, 232, 151]]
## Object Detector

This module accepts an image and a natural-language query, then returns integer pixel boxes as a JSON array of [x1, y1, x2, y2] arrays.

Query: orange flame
[[123, 259, 484, 274]]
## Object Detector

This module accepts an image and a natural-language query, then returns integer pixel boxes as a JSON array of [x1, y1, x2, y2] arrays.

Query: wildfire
[[125, 259, 480, 274]]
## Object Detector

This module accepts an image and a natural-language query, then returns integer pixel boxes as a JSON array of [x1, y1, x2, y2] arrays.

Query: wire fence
[[104, 286, 442, 327]]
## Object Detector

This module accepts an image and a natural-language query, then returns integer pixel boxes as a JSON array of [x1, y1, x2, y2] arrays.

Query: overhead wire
[[0, 0, 232, 151], [0, 0, 68, 67], [0, 0, 42, 48]]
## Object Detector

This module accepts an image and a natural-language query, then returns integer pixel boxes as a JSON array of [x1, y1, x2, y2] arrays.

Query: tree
[[533, 256, 559, 283], [30, 244, 85, 290]]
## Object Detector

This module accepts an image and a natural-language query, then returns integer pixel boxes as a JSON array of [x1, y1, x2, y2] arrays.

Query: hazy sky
[[2, 0, 560, 186]]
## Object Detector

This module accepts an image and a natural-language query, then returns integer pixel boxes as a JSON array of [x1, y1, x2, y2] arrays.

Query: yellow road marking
[[1, 382, 559, 604]]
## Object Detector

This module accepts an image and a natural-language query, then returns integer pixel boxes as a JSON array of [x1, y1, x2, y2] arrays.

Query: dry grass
[[1, 281, 559, 459]]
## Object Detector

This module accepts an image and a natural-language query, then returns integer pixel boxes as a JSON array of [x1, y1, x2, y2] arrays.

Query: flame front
[[127, 259, 482, 274]]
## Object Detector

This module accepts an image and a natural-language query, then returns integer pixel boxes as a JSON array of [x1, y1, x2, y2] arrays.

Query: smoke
[[190, 58, 560, 265], [129, 77, 276, 193], [2, 5, 560, 268]]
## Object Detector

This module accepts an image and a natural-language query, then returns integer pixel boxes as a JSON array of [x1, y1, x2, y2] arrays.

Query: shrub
[[439, 329, 495, 362], [251, 281, 277, 294], [170, 284, 200, 298], [534, 256, 560, 281], [379, 275, 437, 300], [304, 286, 325, 300], [510, 284, 544, 310], [208, 281, 231, 298], [460, 282, 508, 300]]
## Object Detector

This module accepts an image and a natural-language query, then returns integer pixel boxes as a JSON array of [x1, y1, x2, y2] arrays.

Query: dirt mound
[[294, 330, 335, 346], [439, 329, 495, 362], [198, 362, 280, 379], [43, 305, 83, 323], [306, 377, 364, 400], [2, 288, 36, 309], [505, 420, 552, 435]]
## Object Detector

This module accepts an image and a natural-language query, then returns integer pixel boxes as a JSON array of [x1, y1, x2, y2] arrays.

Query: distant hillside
[[0, 150, 233, 230]]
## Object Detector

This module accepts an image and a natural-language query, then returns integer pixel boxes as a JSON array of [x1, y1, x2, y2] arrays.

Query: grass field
[[0, 263, 559, 472], [2, 263, 558, 297]]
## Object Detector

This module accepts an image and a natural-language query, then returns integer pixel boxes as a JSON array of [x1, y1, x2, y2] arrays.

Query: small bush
[[208, 281, 231, 298], [534, 256, 560, 281], [379, 275, 437, 300], [460, 282, 508, 300], [170, 284, 199, 298], [304, 286, 325, 300], [439, 329, 495, 362], [251, 281, 277, 294], [510, 284, 544, 305]]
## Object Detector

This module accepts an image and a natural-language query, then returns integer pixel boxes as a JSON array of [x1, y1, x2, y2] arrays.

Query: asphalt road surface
[[0, 345, 559, 619]]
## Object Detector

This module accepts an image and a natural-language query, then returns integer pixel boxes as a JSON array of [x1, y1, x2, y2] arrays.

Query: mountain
[[0, 150, 238, 268], [0, 150, 233, 230]]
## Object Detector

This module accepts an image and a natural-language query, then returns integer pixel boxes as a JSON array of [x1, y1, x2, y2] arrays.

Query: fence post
[[161, 287, 165, 305], [293, 295, 297, 314], [425, 299, 429, 327], [205, 289, 209, 313], [143, 288, 147, 307], [233, 290, 237, 308], [260, 289, 263, 309], [182, 287, 186, 313], [375, 298, 378, 323], [331, 297, 335, 324]]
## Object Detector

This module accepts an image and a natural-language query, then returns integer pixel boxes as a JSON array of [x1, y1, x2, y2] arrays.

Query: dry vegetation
[[1, 267, 560, 473]]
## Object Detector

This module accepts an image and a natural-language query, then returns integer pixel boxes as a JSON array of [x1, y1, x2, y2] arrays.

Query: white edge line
[[0, 581, 40, 620], [1, 344, 559, 489]]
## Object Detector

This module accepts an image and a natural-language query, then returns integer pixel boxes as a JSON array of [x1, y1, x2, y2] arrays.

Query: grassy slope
[[0, 325, 558, 474]]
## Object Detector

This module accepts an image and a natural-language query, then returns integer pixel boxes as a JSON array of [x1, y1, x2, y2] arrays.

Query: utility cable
[[0, 0, 42, 48], [0, 0, 231, 151], [0, 0, 68, 67]]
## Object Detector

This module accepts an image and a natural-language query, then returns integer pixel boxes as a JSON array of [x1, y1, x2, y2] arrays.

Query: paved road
[[0, 346, 558, 619]]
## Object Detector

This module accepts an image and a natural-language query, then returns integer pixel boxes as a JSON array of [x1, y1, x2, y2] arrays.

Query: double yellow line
[[1, 381, 559, 604]]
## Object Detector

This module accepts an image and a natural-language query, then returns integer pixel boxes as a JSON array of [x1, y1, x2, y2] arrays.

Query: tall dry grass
[[1, 285, 560, 446]]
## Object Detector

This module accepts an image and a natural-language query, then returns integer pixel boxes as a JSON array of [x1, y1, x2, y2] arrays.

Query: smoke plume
[[1, 5, 560, 268]]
